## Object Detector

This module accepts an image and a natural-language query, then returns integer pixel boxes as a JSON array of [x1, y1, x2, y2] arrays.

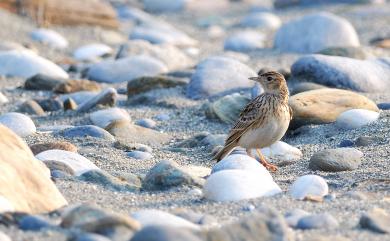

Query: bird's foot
[[260, 160, 278, 172]]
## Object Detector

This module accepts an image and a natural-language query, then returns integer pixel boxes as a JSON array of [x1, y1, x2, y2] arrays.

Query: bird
[[213, 71, 292, 172]]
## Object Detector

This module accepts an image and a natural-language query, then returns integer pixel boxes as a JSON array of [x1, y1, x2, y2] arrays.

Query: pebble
[[59, 91, 97, 105], [142, 160, 204, 191], [291, 55, 390, 92], [336, 109, 380, 129], [75, 233, 111, 241], [19, 215, 53, 231], [29, 141, 77, 155], [338, 139, 354, 148], [359, 208, 390, 233], [127, 75, 188, 96], [54, 79, 101, 94], [285, 209, 310, 228], [275, 12, 359, 53], [204, 169, 281, 202], [63, 98, 78, 110], [73, 43, 113, 62], [211, 153, 270, 175], [25, 73, 66, 91], [224, 31, 265, 52], [19, 100, 45, 116], [131, 209, 200, 230], [297, 213, 339, 229], [130, 225, 201, 241], [240, 12, 281, 30], [79, 170, 140, 192], [127, 151, 152, 160], [355, 136, 379, 147], [309, 148, 363, 172], [377, 102, 390, 110], [36, 98, 63, 112], [59, 125, 115, 141], [87, 55, 168, 83], [259, 141, 303, 164], [114, 141, 152, 153], [0, 50, 68, 78], [187, 56, 256, 99], [290, 175, 329, 200], [90, 107, 130, 129], [30, 28, 68, 49], [205, 93, 250, 124], [0, 112, 36, 137], [35, 150, 100, 176], [135, 118, 156, 129], [76, 88, 117, 112]]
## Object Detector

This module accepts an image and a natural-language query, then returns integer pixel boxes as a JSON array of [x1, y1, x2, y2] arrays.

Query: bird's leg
[[246, 149, 254, 158], [256, 149, 278, 172]]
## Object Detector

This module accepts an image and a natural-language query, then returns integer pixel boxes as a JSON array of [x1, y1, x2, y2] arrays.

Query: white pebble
[[290, 175, 329, 200]]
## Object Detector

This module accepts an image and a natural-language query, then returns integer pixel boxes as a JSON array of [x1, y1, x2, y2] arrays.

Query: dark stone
[[297, 213, 339, 229], [36, 98, 63, 112], [63, 98, 78, 110], [19, 215, 53, 231], [338, 140, 354, 148], [354, 136, 378, 147], [79, 170, 140, 192], [75, 233, 111, 241], [359, 208, 390, 233], [127, 76, 188, 96], [25, 74, 66, 90], [309, 148, 363, 172], [131, 225, 201, 241], [378, 103, 390, 110]]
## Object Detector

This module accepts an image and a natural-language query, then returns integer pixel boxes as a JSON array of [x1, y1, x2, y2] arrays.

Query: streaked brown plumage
[[213, 71, 292, 171]]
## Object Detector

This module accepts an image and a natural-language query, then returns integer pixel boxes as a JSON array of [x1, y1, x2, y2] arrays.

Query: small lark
[[214, 71, 292, 171]]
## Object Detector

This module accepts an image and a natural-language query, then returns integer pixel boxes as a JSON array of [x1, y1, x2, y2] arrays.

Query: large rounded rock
[[0, 112, 36, 137], [88, 55, 168, 83], [30, 28, 68, 49], [187, 56, 256, 99], [90, 108, 131, 129], [204, 169, 281, 202], [309, 148, 363, 172], [0, 50, 68, 79], [274, 12, 359, 53], [240, 12, 282, 30], [0, 125, 67, 213], [211, 154, 268, 174], [224, 31, 265, 52], [290, 55, 390, 92], [289, 88, 379, 129], [290, 175, 328, 200], [336, 109, 380, 129]]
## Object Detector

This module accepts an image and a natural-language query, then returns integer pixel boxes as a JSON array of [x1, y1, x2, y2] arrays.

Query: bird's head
[[249, 71, 287, 94]]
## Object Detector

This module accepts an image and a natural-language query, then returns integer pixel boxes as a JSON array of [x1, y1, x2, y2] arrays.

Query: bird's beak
[[249, 77, 259, 81]]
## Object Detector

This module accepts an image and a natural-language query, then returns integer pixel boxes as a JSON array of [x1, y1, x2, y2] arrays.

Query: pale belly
[[238, 116, 290, 149]]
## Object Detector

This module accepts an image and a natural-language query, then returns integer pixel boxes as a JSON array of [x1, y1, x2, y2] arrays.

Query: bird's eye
[[267, 76, 273, 81]]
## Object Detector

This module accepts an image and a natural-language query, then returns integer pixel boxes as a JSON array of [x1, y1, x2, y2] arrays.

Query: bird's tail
[[212, 144, 236, 162]]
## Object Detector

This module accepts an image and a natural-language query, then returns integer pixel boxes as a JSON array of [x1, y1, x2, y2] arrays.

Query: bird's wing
[[224, 95, 267, 146]]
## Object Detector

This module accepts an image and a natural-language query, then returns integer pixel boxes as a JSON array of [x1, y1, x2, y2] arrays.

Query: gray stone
[[187, 56, 256, 99], [77, 88, 117, 112], [285, 209, 310, 228], [59, 125, 115, 141], [205, 93, 250, 124], [135, 118, 156, 129], [297, 213, 339, 229], [239, 12, 281, 30], [360, 208, 390, 233], [75, 233, 111, 241], [36, 98, 63, 112], [0, 112, 36, 137], [355, 136, 380, 147], [309, 148, 363, 172], [172, 209, 217, 226], [127, 76, 188, 96], [45, 160, 75, 176], [79, 170, 140, 192], [142, 160, 204, 190], [143, 0, 186, 12], [88, 56, 168, 83], [19, 100, 45, 116], [176, 132, 210, 148], [19, 215, 54, 231], [114, 141, 152, 153], [25, 74, 66, 90], [317, 46, 368, 59], [127, 151, 152, 160], [224, 31, 265, 52], [130, 225, 201, 241], [290, 54, 390, 92], [275, 12, 359, 53], [378, 103, 390, 110], [336, 109, 379, 129]]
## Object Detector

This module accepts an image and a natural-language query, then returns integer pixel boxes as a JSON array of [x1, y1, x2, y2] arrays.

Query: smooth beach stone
[[0, 112, 36, 137], [285, 209, 310, 228], [260, 141, 303, 164], [224, 31, 265, 52], [90, 108, 130, 129], [211, 154, 270, 175], [338, 139, 354, 148], [187, 56, 256, 99], [87, 55, 168, 83], [317, 46, 368, 59], [143, 160, 204, 190], [204, 169, 281, 202], [29, 141, 77, 155], [290, 175, 329, 200], [79, 170, 140, 192], [61, 204, 140, 234], [19, 215, 54, 231], [0, 125, 68, 214], [297, 213, 339, 229], [377, 102, 390, 110], [127, 75, 188, 96], [73, 43, 113, 62], [135, 118, 156, 129], [76, 88, 117, 112], [131, 209, 200, 230], [36, 98, 63, 112], [289, 89, 379, 129], [274, 12, 359, 53], [59, 91, 98, 105], [354, 136, 380, 147], [359, 208, 390, 233], [240, 12, 281, 30], [59, 125, 115, 141], [35, 150, 100, 176], [25, 74, 66, 90], [290, 55, 390, 92], [19, 100, 45, 116], [0, 92, 8, 104], [117, 40, 193, 70], [54, 79, 101, 94], [336, 109, 380, 129], [309, 148, 363, 172], [0, 50, 68, 78], [131, 225, 201, 241], [63, 98, 78, 110], [205, 93, 250, 124], [75, 233, 111, 241], [127, 151, 152, 160], [30, 28, 68, 49]]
